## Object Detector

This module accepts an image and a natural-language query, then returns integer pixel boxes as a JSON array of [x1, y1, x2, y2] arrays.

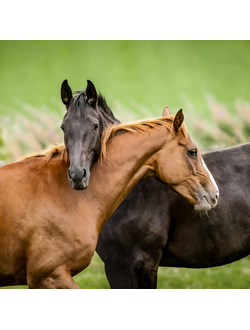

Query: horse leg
[[27, 265, 81, 289], [130, 262, 158, 289], [104, 254, 160, 289], [130, 251, 162, 289], [104, 261, 134, 289]]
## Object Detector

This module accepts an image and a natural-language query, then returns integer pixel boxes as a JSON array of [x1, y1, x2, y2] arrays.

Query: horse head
[[61, 79, 106, 190], [155, 106, 219, 212]]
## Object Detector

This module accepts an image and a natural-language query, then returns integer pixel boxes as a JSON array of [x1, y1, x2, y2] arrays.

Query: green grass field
[[82, 253, 250, 289], [1, 40, 250, 289], [2, 252, 250, 289]]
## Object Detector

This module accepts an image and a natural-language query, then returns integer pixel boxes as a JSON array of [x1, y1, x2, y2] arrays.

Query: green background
[[1, 40, 250, 289], [1, 40, 250, 118]]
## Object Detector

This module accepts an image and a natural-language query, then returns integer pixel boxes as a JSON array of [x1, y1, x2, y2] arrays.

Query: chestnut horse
[[0, 109, 218, 288]]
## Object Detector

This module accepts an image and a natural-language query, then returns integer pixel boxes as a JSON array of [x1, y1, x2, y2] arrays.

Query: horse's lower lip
[[73, 184, 87, 190], [69, 179, 88, 190]]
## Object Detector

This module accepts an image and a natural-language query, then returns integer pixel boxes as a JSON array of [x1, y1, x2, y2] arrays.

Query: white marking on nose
[[202, 158, 219, 196]]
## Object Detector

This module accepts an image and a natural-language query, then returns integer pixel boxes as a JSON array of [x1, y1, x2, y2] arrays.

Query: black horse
[[96, 142, 250, 288], [60, 79, 119, 190]]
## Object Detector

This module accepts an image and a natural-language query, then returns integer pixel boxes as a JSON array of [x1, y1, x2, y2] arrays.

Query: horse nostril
[[82, 168, 87, 179], [215, 191, 219, 200], [68, 167, 87, 182]]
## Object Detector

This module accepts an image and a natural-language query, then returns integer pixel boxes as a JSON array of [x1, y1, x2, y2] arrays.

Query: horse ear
[[61, 79, 73, 108], [173, 109, 184, 132], [162, 105, 171, 117], [86, 80, 98, 108]]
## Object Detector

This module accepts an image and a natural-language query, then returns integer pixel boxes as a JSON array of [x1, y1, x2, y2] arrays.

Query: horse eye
[[60, 126, 65, 132], [94, 122, 99, 130], [188, 149, 197, 157]]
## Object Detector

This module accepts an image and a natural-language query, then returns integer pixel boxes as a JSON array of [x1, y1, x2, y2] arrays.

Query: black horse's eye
[[60, 125, 65, 132], [188, 149, 197, 157], [94, 122, 99, 130]]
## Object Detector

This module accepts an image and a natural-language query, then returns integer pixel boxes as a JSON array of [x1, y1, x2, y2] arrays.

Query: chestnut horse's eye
[[188, 149, 197, 157]]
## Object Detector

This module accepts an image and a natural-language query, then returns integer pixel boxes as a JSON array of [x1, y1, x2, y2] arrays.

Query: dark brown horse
[[96, 138, 250, 288], [0, 109, 218, 288]]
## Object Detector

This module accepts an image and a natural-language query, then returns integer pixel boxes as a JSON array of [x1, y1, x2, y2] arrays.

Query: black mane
[[97, 93, 120, 125], [72, 89, 120, 128]]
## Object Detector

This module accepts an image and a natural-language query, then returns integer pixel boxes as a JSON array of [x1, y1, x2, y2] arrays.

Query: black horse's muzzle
[[68, 166, 90, 190]]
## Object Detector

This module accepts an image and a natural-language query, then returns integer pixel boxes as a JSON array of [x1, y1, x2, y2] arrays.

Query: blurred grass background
[[1, 40, 250, 289]]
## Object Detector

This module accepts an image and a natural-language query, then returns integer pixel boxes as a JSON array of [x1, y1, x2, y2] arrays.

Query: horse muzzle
[[68, 166, 90, 190], [194, 189, 219, 212]]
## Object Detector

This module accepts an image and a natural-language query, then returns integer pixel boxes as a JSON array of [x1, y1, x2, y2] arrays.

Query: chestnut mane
[[99, 115, 188, 162], [23, 144, 69, 163]]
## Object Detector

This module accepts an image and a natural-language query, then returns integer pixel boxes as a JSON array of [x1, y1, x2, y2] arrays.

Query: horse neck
[[86, 125, 169, 233]]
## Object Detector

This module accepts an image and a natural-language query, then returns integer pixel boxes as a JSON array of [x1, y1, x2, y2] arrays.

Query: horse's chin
[[72, 183, 88, 190], [194, 197, 212, 212], [69, 179, 88, 190]]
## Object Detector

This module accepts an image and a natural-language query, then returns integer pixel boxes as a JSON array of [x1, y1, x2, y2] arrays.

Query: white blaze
[[202, 158, 219, 196]]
